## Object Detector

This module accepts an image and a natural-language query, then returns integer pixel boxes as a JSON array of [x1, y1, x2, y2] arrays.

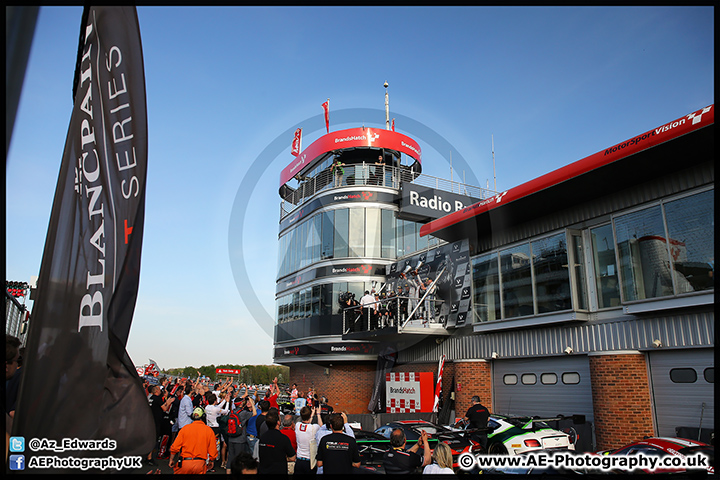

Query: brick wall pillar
[[589, 351, 655, 451], [454, 360, 492, 418], [288, 362, 376, 414]]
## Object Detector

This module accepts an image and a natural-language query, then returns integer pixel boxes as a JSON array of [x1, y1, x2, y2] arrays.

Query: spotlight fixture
[[491, 352, 499, 359], [564, 346, 574, 355], [652, 339, 663, 348]]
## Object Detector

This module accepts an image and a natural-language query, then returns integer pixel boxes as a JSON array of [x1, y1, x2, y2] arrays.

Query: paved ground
[[133, 456, 227, 475]]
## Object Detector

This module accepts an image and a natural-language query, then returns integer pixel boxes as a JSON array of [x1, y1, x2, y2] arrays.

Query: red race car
[[598, 437, 714, 474]]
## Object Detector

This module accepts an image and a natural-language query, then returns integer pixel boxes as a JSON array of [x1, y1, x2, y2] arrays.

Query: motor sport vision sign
[[385, 372, 434, 413]]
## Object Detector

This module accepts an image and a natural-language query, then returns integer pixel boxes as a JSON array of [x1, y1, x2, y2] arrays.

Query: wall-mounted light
[[435, 337, 444, 345], [564, 346, 574, 355], [652, 339, 663, 348], [491, 352, 499, 359]]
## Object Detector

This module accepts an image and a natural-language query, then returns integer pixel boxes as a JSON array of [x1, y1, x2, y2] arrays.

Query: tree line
[[162, 364, 290, 385]]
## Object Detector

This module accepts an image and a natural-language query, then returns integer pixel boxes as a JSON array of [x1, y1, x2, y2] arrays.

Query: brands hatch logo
[[288, 209, 304, 225], [331, 344, 373, 353], [284, 347, 300, 355], [368, 132, 379, 143], [494, 191, 508, 204], [331, 264, 372, 274], [687, 106, 712, 125], [389, 386, 417, 394], [333, 192, 374, 201]]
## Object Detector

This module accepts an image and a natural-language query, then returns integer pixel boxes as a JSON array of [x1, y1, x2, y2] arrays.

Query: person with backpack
[[224, 392, 256, 475]]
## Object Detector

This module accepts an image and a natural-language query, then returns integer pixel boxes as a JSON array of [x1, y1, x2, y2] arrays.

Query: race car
[[353, 428, 393, 469], [373, 420, 485, 470], [448, 414, 576, 456], [598, 437, 714, 474]]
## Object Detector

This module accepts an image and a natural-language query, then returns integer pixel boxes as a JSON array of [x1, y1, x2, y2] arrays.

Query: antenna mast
[[384, 81, 390, 130], [492, 134, 497, 192]]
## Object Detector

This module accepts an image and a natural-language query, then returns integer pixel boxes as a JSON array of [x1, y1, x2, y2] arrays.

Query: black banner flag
[[367, 345, 397, 413], [13, 6, 154, 465]]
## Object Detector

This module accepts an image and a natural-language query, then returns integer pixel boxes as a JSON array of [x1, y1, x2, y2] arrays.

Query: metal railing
[[280, 163, 496, 220], [341, 295, 445, 334]]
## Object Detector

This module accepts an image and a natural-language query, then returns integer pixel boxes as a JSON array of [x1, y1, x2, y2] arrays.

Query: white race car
[[449, 414, 577, 456]]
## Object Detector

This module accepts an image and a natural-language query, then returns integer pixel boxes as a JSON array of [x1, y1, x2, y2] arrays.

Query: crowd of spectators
[[5, 332, 448, 476], [138, 371, 449, 475]]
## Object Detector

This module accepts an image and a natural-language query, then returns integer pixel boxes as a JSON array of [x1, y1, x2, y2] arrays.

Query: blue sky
[[6, 6, 714, 369]]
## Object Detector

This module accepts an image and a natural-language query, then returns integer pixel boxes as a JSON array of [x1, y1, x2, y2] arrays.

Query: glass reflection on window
[[472, 252, 500, 322], [614, 206, 673, 301], [532, 233, 571, 313], [591, 224, 621, 308], [500, 244, 534, 318], [664, 190, 714, 294]]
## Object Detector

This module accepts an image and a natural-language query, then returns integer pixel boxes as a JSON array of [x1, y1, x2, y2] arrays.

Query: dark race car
[[598, 436, 714, 474], [353, 428, 392, 470], [373, 420, 486, 470]]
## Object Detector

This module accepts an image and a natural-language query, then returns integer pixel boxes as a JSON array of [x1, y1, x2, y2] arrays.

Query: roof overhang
[[279, 127, 422, 193], [420, 105, 715, 243]]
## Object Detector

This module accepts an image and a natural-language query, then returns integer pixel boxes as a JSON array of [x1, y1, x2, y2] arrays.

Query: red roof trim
[[420, 105, 714, 237], [280, 127, 422, 187]]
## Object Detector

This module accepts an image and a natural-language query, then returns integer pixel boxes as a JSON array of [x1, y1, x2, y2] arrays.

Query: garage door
[[492, 356, 593, 422], [648, 348, 714, 442]]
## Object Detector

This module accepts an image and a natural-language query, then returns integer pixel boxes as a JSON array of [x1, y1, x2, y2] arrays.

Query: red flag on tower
[[322, 99, 329, 133], [291, 127, 302, 156], [391, 118, 395, 132], [433, 354, 445, 412]]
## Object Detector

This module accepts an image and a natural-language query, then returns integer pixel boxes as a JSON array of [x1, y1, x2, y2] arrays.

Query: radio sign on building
[[399, 183, 479, 223]]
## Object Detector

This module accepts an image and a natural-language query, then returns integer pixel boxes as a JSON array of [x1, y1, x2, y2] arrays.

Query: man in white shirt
[[359, 290, 376, 330], [294, 405, 321, 475], [205, 392, 230, 469]]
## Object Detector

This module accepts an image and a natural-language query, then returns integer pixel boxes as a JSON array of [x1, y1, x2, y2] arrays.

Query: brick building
[[275, 105, 714, 451]]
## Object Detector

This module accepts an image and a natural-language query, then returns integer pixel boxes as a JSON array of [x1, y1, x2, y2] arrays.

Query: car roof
[[631, 437, 710, 449], [392, 420, 435, 426]]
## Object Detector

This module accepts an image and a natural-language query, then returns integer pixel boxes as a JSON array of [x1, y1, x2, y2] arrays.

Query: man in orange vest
[[168, 407, 218, 474]]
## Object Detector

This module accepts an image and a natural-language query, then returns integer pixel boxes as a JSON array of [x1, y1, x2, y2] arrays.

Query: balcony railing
[[280, 163, 496, 220], [341, 295, 445, 334]]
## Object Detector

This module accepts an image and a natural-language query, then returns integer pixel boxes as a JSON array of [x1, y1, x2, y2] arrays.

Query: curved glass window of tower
[[334, 208, 349, 258], [381, 209, 396, 258], [321, 211, 334, 260], [348, 208, 365, 257], [365, 208, 381, 258], [277, 207, 435, 279]]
